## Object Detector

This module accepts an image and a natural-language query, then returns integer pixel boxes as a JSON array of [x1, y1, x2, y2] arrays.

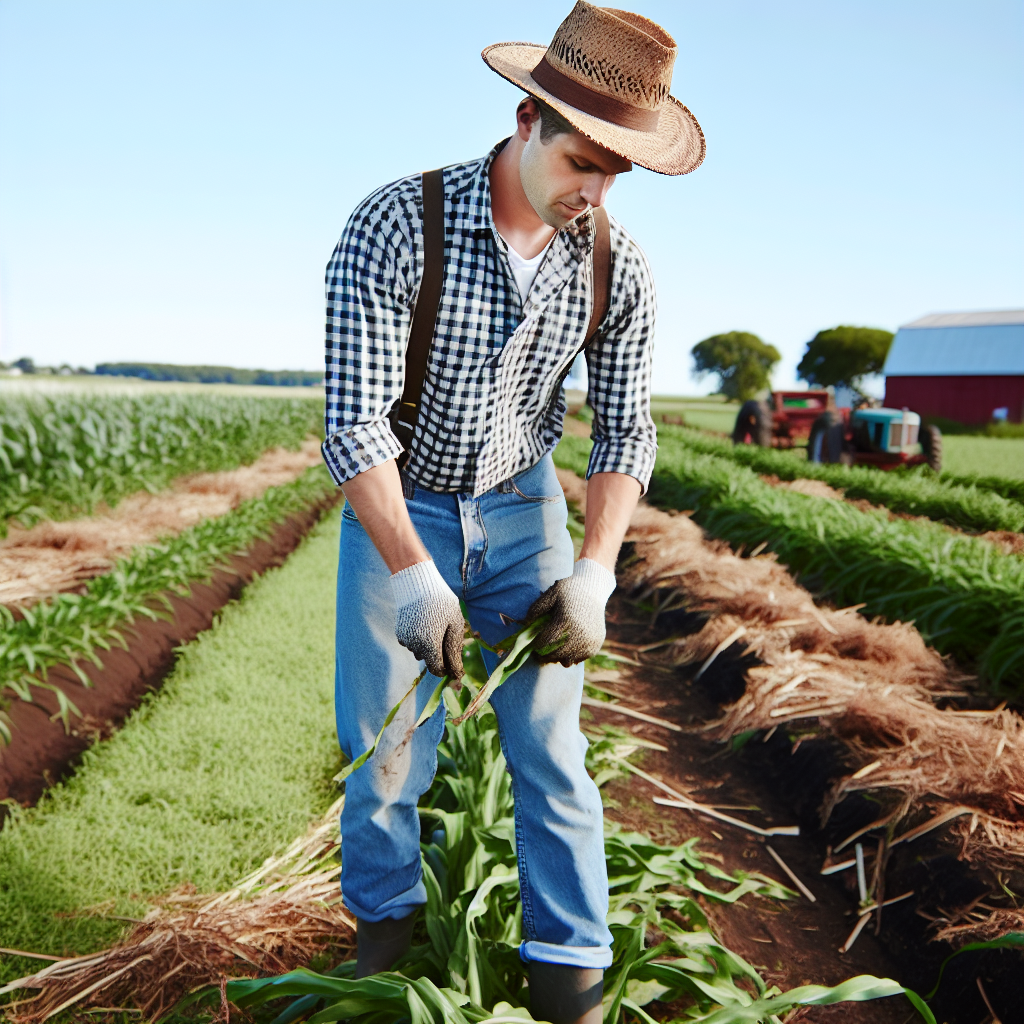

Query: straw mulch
[[557, 469, 1024, 944], [2, 796, 352, 1023], [0, 438, 323, 607]]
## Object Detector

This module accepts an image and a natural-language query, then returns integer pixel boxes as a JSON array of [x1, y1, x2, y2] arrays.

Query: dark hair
[[518, 96, 575, 143]]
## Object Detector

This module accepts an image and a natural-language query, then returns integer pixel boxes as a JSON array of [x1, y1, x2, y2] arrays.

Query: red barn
[[884, 310, 1024, 424]]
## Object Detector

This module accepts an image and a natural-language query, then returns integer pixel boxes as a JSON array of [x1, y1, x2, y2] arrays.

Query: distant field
[[942, 435, 1024, 480], [650, 394, 740, 436], [0, 374, 324, 399]]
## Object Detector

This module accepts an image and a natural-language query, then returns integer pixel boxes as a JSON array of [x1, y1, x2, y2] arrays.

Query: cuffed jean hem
[[519, 941, 614, 969], [342, 884, 424, 923]]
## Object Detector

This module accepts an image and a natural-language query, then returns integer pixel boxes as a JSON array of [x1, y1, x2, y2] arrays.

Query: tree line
[[692, 326, 893, 401], [95, 363, 322, 386]]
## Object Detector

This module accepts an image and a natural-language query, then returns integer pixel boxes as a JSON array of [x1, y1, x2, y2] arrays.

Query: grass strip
[[553, 435, 1024, 690], [0, 391, 323, 532], [0, 507, 343, 985], [0, 464, 336, 739], [655, 424, 1024, 535]]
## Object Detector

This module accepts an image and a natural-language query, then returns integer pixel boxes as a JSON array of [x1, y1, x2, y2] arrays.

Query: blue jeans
[[334, 453, 612, 969]]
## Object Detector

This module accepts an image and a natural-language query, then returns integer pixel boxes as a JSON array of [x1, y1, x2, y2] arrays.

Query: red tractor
[[732, 391, 942, 472]]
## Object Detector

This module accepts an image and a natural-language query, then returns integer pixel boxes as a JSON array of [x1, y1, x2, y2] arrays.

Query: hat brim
[[482, 42, 705, 176]]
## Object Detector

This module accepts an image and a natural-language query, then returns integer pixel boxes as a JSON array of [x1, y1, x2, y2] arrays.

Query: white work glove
[[390, 560, 465, 681], [526, 558, 617, 667]]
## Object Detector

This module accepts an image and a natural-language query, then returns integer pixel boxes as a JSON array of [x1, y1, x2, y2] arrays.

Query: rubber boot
[[354, 914, 416, 978], [528, 963, 604, 1024]]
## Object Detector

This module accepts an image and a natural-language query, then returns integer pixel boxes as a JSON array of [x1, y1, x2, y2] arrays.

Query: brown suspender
[[390, 168, 445, 460], [586, 205, 611, 349], [390, 169, 611, 465]]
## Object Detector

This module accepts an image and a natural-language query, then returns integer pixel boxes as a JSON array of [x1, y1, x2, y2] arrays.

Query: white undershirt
[[500, 234, 553, 302]]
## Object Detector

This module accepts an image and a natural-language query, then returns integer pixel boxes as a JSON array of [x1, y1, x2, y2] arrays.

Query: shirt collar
[[453, 140, 596, 253]]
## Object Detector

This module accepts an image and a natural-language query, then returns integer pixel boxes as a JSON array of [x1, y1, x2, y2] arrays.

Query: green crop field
[[0, 374, 325, 399], [941, 435, 1024, 480], [0, 508, 343, 981], [650, 394, 740, 435], [0, 388, 322, 531], [0, 465, 336, 739]]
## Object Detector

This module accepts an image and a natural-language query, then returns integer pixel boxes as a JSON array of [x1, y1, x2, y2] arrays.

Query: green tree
[[797, 326, 893, 394], [691, 332, 780, 401]]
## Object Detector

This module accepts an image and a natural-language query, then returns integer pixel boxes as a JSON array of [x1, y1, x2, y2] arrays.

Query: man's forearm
[[578, 471, 641, 572], [341, 461, 431, 574]]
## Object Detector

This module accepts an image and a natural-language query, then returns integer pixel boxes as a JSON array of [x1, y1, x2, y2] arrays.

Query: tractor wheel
[[920, 424, 943, 473], [733, 400, 772, 446], [808, 411, 845, 463]]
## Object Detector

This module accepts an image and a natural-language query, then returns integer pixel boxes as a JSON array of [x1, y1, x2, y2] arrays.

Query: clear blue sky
[[1, 1, 1021, 392]]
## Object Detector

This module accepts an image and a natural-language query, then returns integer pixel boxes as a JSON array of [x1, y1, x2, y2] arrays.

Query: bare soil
[[0, 492, 341, 811], [0, 438, 324, 607], [590, 600, 1022, 1023]]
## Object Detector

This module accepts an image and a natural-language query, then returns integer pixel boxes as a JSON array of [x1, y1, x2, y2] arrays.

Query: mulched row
[[0, 493, 342, 810]]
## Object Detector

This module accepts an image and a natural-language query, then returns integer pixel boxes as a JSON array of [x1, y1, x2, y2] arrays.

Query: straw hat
[[482, 1, 705, 176]]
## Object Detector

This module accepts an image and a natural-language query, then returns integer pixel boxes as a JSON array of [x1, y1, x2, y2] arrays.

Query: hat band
[[531, 55, 661, 133]]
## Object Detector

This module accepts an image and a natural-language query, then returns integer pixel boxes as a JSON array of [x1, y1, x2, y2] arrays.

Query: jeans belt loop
[[400, 469, 416, 500]]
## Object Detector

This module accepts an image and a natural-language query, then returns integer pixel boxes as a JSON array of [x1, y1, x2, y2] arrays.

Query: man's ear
[[516, 97, 541, 142]]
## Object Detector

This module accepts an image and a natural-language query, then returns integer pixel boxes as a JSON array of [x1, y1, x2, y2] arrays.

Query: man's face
[[518, 107, 632, 229]]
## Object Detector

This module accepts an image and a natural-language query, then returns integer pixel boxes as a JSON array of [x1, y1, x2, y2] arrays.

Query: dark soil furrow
[[0, 493, 342, 811]]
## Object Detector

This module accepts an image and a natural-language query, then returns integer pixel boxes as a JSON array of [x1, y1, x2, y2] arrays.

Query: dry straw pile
[[2, 796, 353, 1022], [557, 469, 1024, 944], [0, 439, 323, 607]]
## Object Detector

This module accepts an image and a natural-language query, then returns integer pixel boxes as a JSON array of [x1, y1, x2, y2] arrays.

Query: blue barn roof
[[885, 311, 1024, 376]]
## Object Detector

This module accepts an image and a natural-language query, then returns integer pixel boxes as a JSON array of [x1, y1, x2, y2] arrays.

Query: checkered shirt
[[322, 141, 658, 497]]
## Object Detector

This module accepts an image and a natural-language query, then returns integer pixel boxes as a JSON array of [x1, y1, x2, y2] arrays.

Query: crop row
[[0, 464, 336, 741], [222, 685, 932, 1024], [0, 507, 343, 977], [940, 471, 1024, 505], [554, 436, 1024, 689], [656, 424, 1024, 535], [0, 391, 323, 532]]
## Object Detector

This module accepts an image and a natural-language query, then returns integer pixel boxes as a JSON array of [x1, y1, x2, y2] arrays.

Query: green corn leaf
[[695, 975, 937, 1023], [453, 618, 549, 725], [334, 670, 427, 784], [923, 931, 1024, 999], [416, 676, 450, 728]]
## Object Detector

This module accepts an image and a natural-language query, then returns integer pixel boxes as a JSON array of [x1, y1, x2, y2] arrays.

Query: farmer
[[322, 3, 703, 1021]]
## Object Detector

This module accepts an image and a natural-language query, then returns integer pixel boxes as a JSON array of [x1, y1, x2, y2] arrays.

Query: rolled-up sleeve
[[584, 224, 658, 492], [322, 177, 421, 486]]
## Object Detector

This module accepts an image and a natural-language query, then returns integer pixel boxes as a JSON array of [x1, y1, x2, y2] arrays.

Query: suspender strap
[[584, 205, 611, 349], [391, 168, 445, 458]]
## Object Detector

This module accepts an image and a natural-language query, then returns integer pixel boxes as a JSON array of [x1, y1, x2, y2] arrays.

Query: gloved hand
[[390, 560, 465, 681], [526, 558, 617, 667]]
